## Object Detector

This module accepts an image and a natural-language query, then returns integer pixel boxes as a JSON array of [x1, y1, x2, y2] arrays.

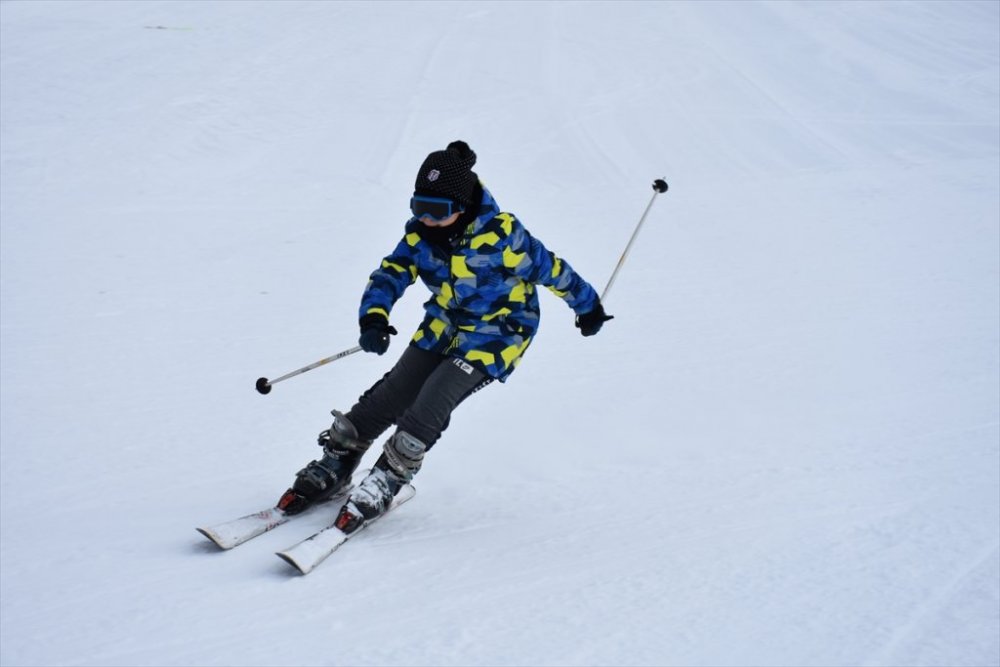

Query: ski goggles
[[410, 195, 464, 222]]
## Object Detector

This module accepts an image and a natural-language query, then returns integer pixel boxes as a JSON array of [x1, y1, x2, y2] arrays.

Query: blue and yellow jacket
[[359, 186, 599, 381]]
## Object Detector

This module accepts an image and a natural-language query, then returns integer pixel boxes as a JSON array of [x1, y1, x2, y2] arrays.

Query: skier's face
[[419, 211, 461, 227]]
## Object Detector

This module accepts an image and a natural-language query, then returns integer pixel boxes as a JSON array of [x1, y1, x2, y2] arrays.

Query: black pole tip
[[653, 179, 668, 193], [255, 377, 272, 395]]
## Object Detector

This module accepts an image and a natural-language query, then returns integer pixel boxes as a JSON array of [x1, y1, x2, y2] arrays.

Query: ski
[[196, 485, 354, 550], [276, 484, 416, 575]]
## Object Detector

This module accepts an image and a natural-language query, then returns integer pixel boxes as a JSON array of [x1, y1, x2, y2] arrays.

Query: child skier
[[276, 140, 612, 533]]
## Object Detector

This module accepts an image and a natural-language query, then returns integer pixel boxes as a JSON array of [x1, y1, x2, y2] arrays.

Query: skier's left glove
[[575, 302, 613, 337], [359, 313, 397, 355]]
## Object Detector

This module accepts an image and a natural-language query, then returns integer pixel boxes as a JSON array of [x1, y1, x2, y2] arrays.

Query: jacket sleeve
[[499, 213, 599, 315], [358, 233, 420, 321]]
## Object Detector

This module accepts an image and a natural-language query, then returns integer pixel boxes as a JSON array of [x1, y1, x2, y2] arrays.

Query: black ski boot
[[334, 430, 426, 534], [277, 410, 370, 515]]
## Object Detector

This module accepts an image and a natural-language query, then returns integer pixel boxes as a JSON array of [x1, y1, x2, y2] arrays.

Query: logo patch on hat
[[427, 169, 440, 182]]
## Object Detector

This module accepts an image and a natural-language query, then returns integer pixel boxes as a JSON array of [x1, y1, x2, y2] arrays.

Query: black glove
[[358, 313, 397, 355], [575, 302, 613, 337]]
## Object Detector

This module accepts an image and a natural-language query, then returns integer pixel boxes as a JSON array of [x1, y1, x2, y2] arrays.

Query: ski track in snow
[[863, 540, 1000, 667], [1, 1, 998, 666]]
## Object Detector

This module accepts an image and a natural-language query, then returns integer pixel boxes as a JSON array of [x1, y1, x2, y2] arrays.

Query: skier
[[276, 140, 612, 533]]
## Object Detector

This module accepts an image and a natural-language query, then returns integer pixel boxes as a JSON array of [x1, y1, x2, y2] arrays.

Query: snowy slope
[[1, 1, 998, 666]]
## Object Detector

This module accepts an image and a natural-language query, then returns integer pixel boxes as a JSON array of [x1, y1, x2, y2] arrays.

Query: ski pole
[[255, 346, 363, 395], [601, 178, 669, 303]]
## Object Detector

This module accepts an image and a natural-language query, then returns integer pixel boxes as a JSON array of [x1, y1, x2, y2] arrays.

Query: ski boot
[[334, 430, 426, 534], [277, 410, 370, 515]]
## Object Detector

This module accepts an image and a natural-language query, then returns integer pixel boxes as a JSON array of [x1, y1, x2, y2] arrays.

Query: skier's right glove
[[575, 302, 614, 337], [358, 313, 397, 355]]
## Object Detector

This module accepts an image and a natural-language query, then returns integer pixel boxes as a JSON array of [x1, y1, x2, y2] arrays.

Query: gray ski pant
[[346, 344, 493, 450]]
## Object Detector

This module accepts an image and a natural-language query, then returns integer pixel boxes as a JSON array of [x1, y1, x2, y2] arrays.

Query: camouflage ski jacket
[[359, 186, 599, 381]]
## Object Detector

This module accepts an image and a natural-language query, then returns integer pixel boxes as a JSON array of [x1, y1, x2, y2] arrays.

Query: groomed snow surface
[[1, 2, 998, 666]]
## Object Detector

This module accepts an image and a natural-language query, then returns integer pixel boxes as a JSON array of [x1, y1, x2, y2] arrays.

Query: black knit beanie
[[414, 140, 478, 206]]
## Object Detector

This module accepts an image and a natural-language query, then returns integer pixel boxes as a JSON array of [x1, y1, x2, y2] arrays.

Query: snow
[[1, 1, 997, 666]]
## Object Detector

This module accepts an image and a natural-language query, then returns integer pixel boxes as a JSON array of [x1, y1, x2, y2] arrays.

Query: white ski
[[196, 485, 353, 550], [276, 484, 416, 575]]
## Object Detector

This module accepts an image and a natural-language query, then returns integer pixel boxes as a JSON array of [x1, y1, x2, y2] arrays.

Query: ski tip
[[275, 551, 312, 575], [196, 527, 234, 550]]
